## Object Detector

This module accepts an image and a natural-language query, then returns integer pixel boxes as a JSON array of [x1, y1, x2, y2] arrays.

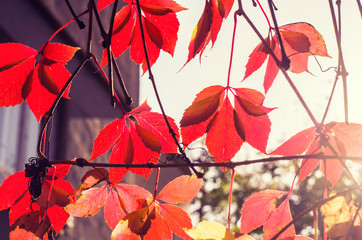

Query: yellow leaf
[[321, 192, 361, 239], [185, 221, 235, 240]]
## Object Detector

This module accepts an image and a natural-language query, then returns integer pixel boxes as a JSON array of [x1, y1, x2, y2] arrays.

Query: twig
[[134, 0, 202, 178], [64, 0, 85, 29], [328, 0, 349, 124], [267, 0, 290, 69]]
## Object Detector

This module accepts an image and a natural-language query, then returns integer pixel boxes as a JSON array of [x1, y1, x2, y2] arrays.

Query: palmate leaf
[[0, 42, 79, 121], [181, 85, 273, 163], [89, 100, 178, 182], [0, 165, 74, 237], [111, 174, 201, 240], [270, 122, 362, 186], [65, 168, 152, 230], [185, 0, 234, 64], [99, 0, 186, 73], [243, 22, 329, 93]]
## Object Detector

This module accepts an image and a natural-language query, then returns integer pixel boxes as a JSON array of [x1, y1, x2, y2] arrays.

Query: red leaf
[[239, 189, 287, 233], [180, 85, 225, 146], [104, 183, 152, 229], [143, 210, 172, 240], [101, 0, 185, 72], [104, 187, 125, 230], [0, 43, 37, 107], [181, 86, 272, 160], [263, 197, 295, 240], [65, 186, 107, 217], [90, 118, 126, 161], [243, 22, 328, 93], [206, 97, 244, 161], [10, 211, 51, 240], [156, 174, 202, 204], [0, 171, 28, 211], [47, 204, 70, 234], [185, 0, 234, 64], [111, 220, 141, 240], [75, 168, 109, 194], [91, 102, 176, 182], [159, 204, 193, 240], [270, 122, 356, 186]]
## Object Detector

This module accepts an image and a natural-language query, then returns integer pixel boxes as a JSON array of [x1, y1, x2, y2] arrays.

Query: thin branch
[[49, 154, 362, 169], [111, 53, 133, 105], [328, 0, 349, 124], [357, 0, 362, 18], [64, 0, 85, 29], [271, 186, 362, 240], [134, 0, 202, 178], [267, 0, 290, 69], [37, 56, 91, 159], [227, 168, 235, 230]]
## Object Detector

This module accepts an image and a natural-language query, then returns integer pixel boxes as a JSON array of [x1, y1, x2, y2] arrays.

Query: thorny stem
[[64, 0, 85, 29], [134, 0, 202, 178], [270, 185, 362, 240], [49, 153, 362, 169], [227, 168, 235, 230], [328, 0, 349, 124]]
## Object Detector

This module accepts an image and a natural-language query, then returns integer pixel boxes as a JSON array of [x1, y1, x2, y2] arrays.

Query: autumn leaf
[[100, 0, 186, 73], [243, 22, 329, 93], [65, 168, 152, 230], [89, 100, 178, 182], [0, 165, 74, 236], [239, 189, 287, 233], [156, 173, 203, 204], [321, 192, 362, 240], [181, 85, 273, 163], [263, 196, 295, 240], [186, 220, 236, 240], [185, 0, 234, 64], [0, 42, 79, 121], [111, 174, 201, 239], [270, 122, 362, 186]]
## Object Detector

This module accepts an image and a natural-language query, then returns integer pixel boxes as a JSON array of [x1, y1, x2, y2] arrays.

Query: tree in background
[[0, 0, 361, 239]]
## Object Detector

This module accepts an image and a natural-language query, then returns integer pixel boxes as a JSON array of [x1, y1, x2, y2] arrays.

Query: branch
[[328, 0, 349, 124], [48, 154, 362, 169], [134, 0, 203, 178]]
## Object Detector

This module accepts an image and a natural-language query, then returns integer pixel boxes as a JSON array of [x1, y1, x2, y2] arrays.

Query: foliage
[[0, 0, 361, 239]]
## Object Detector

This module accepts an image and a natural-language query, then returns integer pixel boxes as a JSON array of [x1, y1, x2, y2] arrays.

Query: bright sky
[[140, 0, 362, 156]]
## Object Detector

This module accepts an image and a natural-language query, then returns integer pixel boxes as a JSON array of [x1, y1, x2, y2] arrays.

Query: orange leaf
[[156, 175, 202, 204]]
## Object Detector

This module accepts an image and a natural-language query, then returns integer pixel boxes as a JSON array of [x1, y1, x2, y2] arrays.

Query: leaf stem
[[134, 0, 202, 178], [153, 168, 160, 199], [255, 0, 272, 28], [226, 12, 238, 88], [227, 168, 235, 230]]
